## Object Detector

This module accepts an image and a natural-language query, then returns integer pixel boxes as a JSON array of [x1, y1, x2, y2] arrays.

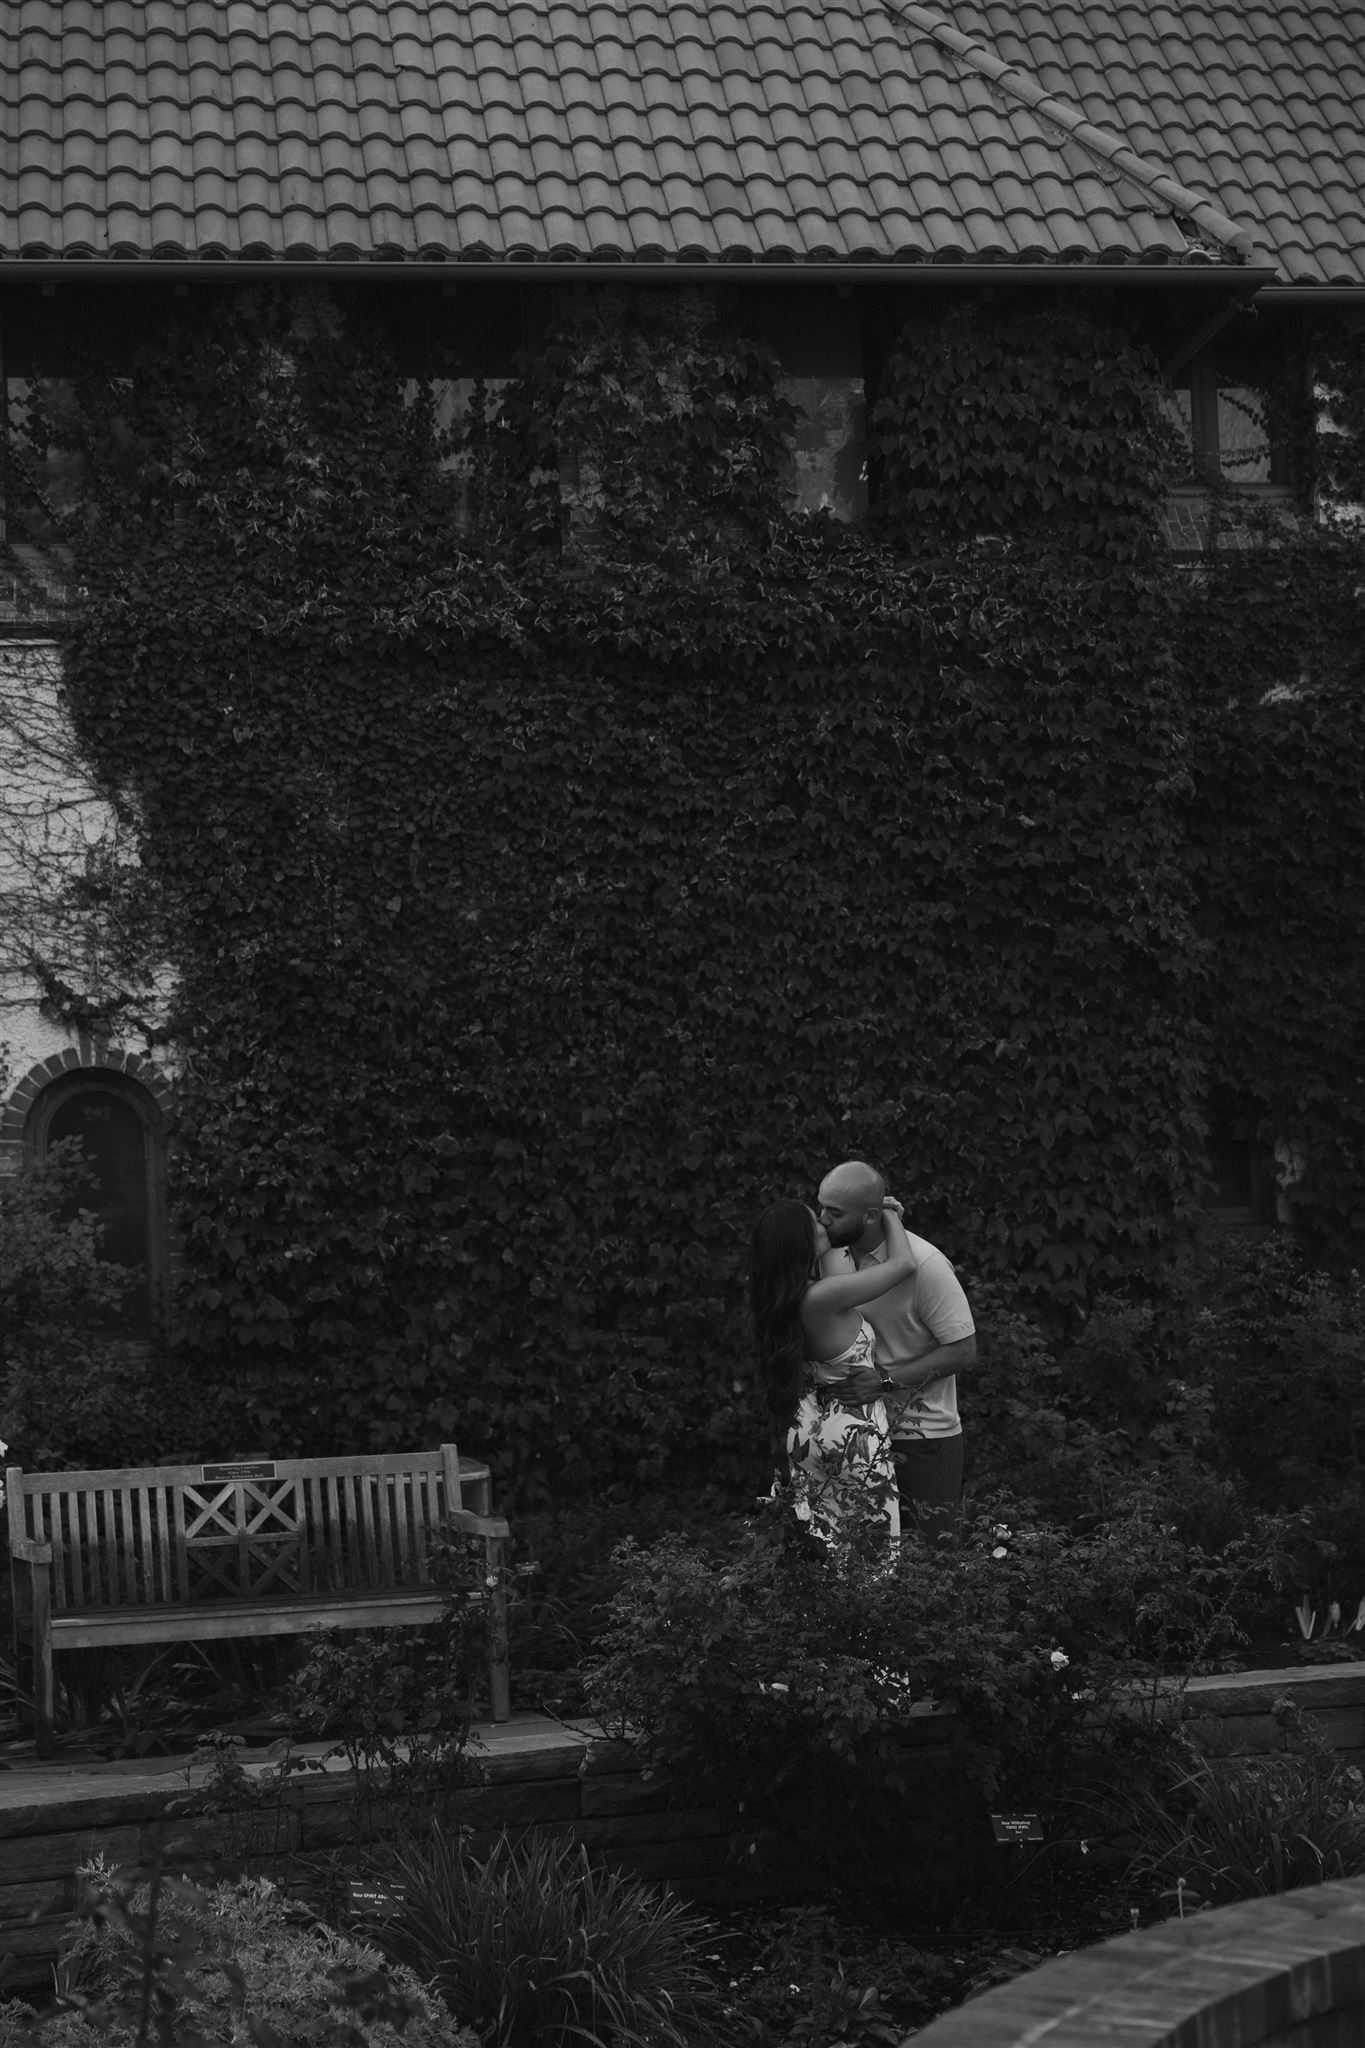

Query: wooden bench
[[5, 1445, 510, 1758]]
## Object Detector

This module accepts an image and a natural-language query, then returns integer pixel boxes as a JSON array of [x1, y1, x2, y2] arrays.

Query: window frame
[[1174, 345, 1294, 492]]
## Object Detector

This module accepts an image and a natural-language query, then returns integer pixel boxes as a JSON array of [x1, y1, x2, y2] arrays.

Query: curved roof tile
[[0, 0, 1356, 277]]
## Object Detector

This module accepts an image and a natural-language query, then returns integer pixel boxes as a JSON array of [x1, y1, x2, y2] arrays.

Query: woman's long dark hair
[[750, 1199, 816, 1432]]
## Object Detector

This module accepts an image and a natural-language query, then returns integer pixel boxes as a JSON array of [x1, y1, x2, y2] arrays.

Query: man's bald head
[[819, 1161, 886, 1210], [816, 1160, 888, 1254]]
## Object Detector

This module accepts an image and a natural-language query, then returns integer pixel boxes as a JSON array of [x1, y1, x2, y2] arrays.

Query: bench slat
[[151, 1485, 172, 1605], [26, 1491, 51, 1601], [121, 1485, 140, 1604], [63, 1493, 84, 1610], [96, 1489, 113, 1605], [323, 1473, 344, 1592], [171, 1488, 189, 1602], [49, 1589, 449, 1650], [335, 1473, 354, 1581], [375, 1475, 397, 1587], [355, 1473, 378, 1583], [136, 1490, 155, 1603], [413, 1469, 433, 1583], [391, 1473, 413, 1582]]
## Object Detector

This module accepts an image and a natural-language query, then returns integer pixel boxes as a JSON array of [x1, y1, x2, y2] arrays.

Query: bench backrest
[[5, 1447, 468, 1611]]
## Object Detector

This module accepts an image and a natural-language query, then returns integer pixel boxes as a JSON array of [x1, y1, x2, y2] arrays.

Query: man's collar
[[861, 1238, 887, 1264]]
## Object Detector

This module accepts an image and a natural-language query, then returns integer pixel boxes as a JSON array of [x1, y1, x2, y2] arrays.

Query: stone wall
[[4, 1662, 1365, 1998]]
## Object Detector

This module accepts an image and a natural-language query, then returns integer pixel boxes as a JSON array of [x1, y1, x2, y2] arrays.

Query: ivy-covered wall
[[7, 283, 1363, 1501]]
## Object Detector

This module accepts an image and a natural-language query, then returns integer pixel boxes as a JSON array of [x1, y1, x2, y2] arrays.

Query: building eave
[[0, 258, 1279, 288]]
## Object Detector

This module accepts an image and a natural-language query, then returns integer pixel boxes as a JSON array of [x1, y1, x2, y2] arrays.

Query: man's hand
[[822, 1363, 885, 1404]]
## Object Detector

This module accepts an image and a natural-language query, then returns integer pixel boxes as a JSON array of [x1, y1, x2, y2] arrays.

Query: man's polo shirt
[[851, 1232, 974, 1441]]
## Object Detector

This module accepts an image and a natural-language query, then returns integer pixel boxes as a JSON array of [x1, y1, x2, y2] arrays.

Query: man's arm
[[882, 1333, 976, 1394], [831, 1334, 976, 1405]]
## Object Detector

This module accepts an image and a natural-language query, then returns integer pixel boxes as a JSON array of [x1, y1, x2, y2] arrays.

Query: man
[[817, 1159, 975, 1544]]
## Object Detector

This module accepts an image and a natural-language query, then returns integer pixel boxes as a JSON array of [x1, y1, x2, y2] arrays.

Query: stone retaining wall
[[3, 1661, 1364, 1998]]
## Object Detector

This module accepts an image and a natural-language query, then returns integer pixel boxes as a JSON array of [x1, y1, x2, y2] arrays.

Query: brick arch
[[0, 1038, 174, 1165], [1, 1038, 178, 1332]]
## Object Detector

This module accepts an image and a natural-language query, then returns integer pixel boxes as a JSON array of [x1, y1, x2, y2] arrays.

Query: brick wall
[[908, 1878, 1365, 2047]]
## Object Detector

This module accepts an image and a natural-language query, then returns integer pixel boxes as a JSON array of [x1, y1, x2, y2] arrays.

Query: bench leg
[[486, 1533, 510, 1723]]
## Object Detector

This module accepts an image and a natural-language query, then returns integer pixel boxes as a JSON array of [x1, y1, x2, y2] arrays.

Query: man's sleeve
[[917, 1255, 975, 1343]]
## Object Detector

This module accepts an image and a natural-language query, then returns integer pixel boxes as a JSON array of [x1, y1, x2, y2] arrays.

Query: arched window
[[26, 1071, 170, 1336]]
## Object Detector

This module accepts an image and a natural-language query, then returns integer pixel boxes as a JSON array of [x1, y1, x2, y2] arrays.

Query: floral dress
[[786, 1318, 901, 1547]]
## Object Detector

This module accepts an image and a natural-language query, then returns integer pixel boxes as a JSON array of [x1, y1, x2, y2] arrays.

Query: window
[[783, 373, 868, 521], [1161, 341, 1292, 489], [2, 375, 86, 618], [1201, 1094, 1279, 1227], [762, 291, 868, 523], [27, 1072, 170, 1335]]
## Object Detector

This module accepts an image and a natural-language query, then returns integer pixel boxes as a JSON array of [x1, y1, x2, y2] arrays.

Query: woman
[[750, 1195, 918, 1548]]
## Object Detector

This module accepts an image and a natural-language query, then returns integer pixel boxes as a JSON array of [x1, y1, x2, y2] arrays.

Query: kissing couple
[[750, 1160, 975, 1549]]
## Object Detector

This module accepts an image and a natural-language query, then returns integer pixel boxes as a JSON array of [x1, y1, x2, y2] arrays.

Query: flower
[[991, 1545, 1008, 1559], [993, 1523, 1011, 1539], [1049, 1649, 1070, 1671]]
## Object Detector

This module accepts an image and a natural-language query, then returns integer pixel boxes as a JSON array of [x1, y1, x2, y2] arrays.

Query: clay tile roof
[[0, 0, 1359, 278]]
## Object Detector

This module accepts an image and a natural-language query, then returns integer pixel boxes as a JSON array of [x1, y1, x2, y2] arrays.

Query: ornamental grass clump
[[372, 1823, 729, 2048], [1122, 1700, 1365, 1908]]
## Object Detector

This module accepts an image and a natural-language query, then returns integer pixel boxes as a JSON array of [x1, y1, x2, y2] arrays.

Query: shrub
[[1193, 1235, 1365, 1510], [0, 1141, 124, 1373], [1119, 1700, 1365, 1908], [508, 1491, 747, 1712], [0, 1139, 243, 1470], [371, 1824, 729, 2048], [0, 1334, 239, 1476], [584, 1494, 1277, 1898], [0, 1865, 468, 2048], [719, 1902, 961, 2045], [967, 1277, 1137, 1521]]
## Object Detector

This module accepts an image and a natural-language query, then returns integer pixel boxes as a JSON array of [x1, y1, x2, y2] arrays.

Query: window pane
[[47, 1087, 152, 1331], [4, 377, 85, 600], [1157, 385, 1198, 480], [402, 375, 509, 530], [1217, 385, 1273, 483], [782, 375, 867, 521]]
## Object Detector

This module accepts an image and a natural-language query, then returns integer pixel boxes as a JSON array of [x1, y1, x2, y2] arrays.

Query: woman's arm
[[805, 1201, 917, 1315]]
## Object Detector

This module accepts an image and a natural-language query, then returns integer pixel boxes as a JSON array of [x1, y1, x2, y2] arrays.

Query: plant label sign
[[990, 1813, 1045, 1844], [349, 1882, 406, 1917], [201, 1461, 277, 1483]]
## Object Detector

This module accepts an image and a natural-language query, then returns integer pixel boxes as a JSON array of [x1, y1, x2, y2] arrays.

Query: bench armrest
[[444, 1508, 511, 1541], [12, 1538, 53, 1566]]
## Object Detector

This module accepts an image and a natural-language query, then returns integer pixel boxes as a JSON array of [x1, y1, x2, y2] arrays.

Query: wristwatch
[[878, 1373, 896, 1393]]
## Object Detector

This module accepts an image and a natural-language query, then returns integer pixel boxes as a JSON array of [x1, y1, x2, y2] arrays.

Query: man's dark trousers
[[893, 1435, 963, 1546]]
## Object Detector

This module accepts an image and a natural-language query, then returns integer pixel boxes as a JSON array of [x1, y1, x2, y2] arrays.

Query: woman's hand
[[823, 1363, 885, 1406], [882, 1195, 904, 1219]]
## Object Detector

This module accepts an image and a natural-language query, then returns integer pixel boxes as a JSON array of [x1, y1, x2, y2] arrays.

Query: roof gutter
[[1256, 287, 1365, 303], [0, 259, 1278, 288]]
